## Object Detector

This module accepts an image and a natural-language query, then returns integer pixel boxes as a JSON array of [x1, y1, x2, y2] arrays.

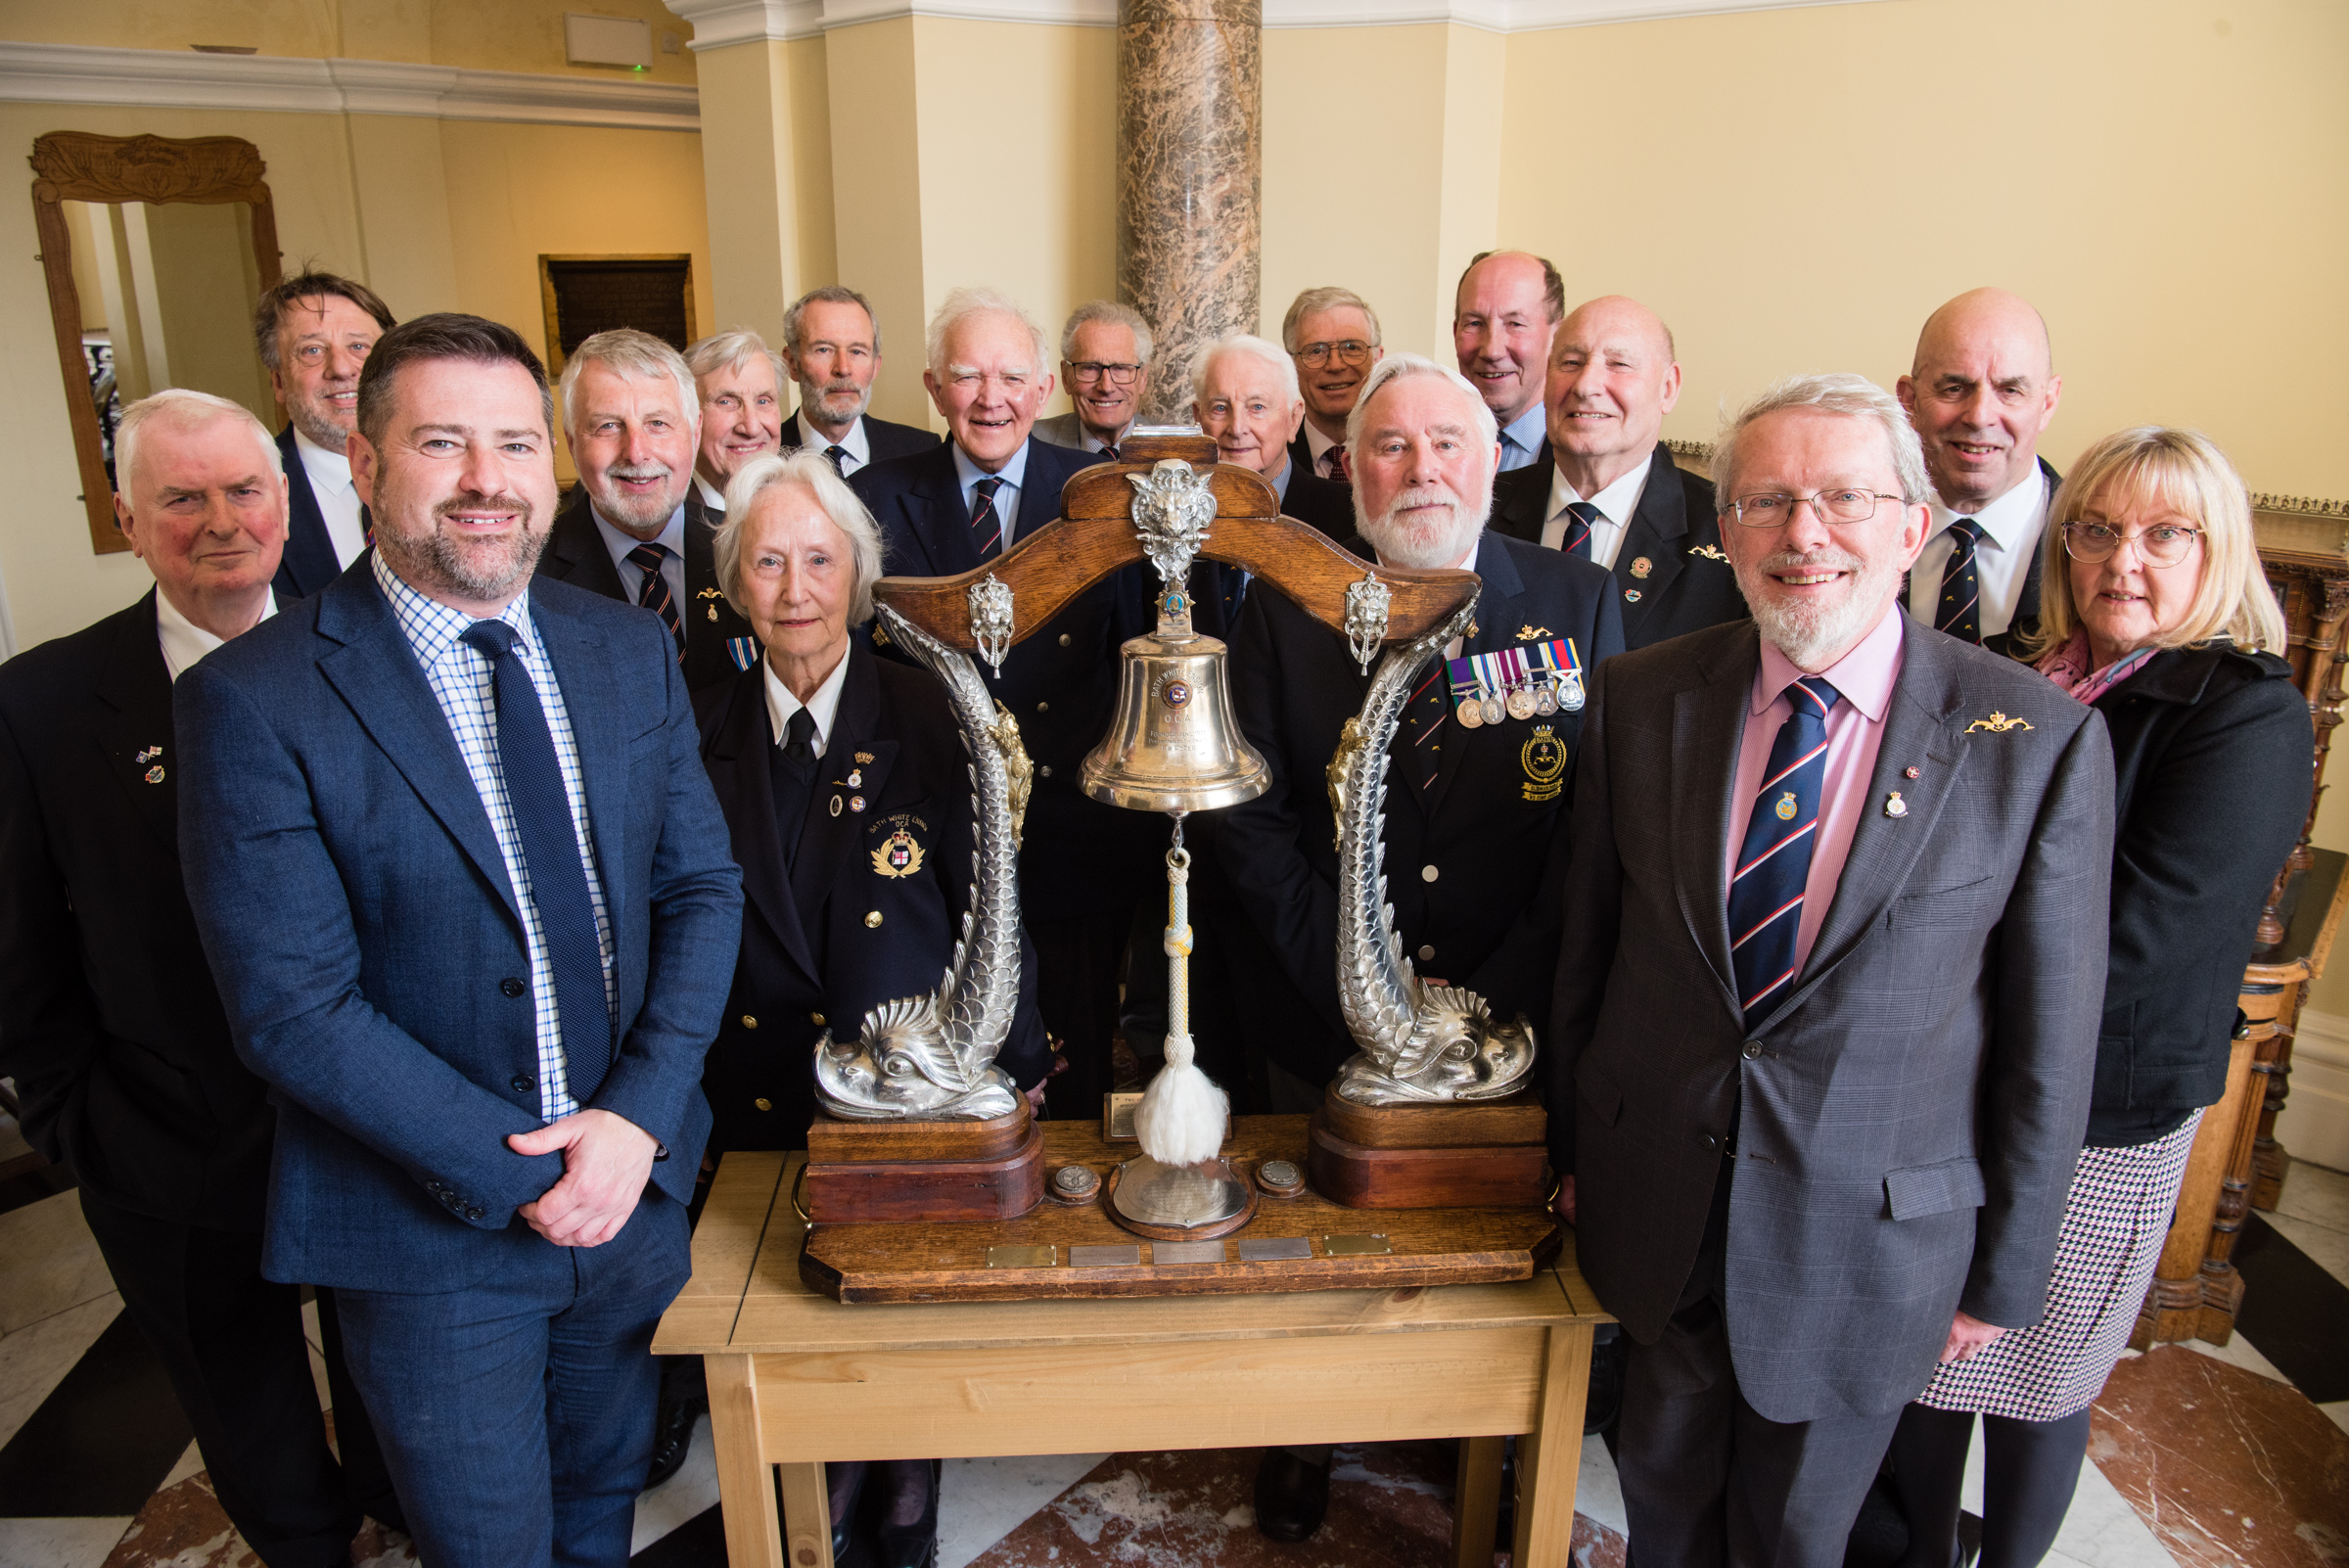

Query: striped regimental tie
[[1727, 675, 1841, 1027], [968, 476, 1007, 560]]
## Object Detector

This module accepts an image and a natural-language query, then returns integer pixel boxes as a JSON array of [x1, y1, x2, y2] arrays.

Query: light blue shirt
[[591, 501, 687, 615], [950, 439, 1033, 547], [1497, 402, 1548, 473], [371, 553, 617, 1122]]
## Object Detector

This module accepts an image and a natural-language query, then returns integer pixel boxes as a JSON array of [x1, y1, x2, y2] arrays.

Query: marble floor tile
[[1576, 1429, 1629, 1539], [629, 1413, 718, 1555], [0, 1191, 115, 1336], [0, 1516, 129, 1568], [2257, 1210, 2349, 1284], [2177, 1334, 2293, 1387], [2321, 1402, 2349, 1439], [0, 1293, 119, 1451], [2092, 1345, 2349, 1568], [940, 1451, 1111, 1568], [2268, 1162, 2349, 1238]]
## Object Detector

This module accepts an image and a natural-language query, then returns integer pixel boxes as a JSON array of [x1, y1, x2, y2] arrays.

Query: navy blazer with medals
[[0, 591, 275, 1228], [1489, 443, 1747, 651], [534, 484, 759, 693], [693, 643, 1051, 1155], [271, 423, 350, 605], [172, 562, 744, 1292], [1215, 529, 1626, 1084]]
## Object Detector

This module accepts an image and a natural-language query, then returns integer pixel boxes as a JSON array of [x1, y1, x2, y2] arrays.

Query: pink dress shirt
[[1725, 607, 1909, 983]]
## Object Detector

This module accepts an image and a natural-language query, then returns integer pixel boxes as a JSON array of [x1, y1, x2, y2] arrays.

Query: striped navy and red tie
[[1727, 675, 1841, 1027], [968, 476, 1007, 560], [1560, 500, 1602, 561]]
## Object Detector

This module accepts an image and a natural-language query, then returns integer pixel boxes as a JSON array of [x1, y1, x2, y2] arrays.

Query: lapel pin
[[855, 751, 875, 764], [145, 764, 166, 784], [706, 605, 718, 622], [847, 769, 862, 788], [697, 587, 722, 598], [850, 796, 866, 812], [1625, 589, 1643, 603], [136, 745, 162, 762], [1517, 624, 1551, 641], [1905, 765, 1920, 779], [1630, 557, 1652, 578], [1884, 792, 1908, 818], [1965, 712, 2035, 734], [829, 796, 843, 816], [1689, 543, 1730, 562]]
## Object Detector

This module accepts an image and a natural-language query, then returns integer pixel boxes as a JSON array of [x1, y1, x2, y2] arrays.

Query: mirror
[[30, 132, 283, 554]]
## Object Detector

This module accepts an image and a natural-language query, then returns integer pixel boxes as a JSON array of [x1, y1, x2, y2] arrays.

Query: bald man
[[1896, 288, 2064, 656], [1491, 295, 1747, 650], [1453, 251, 1564, 472]]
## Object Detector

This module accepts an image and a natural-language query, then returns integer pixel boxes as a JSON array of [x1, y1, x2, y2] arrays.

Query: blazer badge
[[1520, 726, 1567, 803], [1965, 712, 2036, 733], [1516, 625, 1551, 641], [1630, 557, 1652, 578], [872, 825, 925, 878], [1688, 543, 1730, 563]]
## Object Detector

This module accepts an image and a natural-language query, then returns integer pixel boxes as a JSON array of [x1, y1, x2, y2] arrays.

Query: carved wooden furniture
[[655, 1139, 1610, 1568], [27, 131, 283, 555]]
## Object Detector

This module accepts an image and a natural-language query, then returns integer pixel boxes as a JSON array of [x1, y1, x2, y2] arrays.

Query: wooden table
[[655, 1144, 1614, 1568]]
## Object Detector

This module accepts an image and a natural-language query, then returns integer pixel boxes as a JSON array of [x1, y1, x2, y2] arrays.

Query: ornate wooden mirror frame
[[29, 131, 284, 555]]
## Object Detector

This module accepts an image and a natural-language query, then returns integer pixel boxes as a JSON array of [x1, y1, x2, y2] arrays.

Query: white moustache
[[608, 464, 672, 483]]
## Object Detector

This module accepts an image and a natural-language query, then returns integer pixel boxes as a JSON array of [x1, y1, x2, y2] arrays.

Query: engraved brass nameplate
[[986, 1245, 1057, 1268], [1323, 1233, 1393, 1257], [1151, 1240, 1224, 1264], [1236, 1237, 1313, 1263], [1068, 1244, 1142, 1268], [1104, 1092, 1142, 1141]]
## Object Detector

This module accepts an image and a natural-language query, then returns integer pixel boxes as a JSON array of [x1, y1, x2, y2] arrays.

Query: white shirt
[[694, 475, 725, 514], [1303, 420, 1345, 480], [950, 439, 1033, 547], [292, 427, 368, 570], [794, 412, 873, 478], [1541, 453, 1654, 571], [763, 647, 851, 760], [1496, 402, 1547, 473], [1905, 465, 2051, 637], [591, 502, 687, 617], [157, 587, 277, 682]]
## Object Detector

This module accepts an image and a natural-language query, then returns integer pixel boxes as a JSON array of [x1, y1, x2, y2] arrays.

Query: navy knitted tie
[[459, 620, 613, 1096], [1727, 675, 1841, 1027], [1935, 518, 1985, 644]]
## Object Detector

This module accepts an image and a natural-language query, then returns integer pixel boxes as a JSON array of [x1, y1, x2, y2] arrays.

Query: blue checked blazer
[[1549, 617, 2113, 1423], [173, 558, 744, 1292]]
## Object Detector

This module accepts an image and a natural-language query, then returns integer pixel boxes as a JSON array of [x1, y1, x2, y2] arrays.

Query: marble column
[[1118, 0, 1262, 424]]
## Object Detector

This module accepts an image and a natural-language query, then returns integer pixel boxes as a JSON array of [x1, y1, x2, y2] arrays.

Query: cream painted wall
[[1498, 0, 2349, 499]]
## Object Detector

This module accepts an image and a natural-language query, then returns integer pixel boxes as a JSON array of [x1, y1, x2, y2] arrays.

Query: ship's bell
[[1081, 585, 1269, 814]]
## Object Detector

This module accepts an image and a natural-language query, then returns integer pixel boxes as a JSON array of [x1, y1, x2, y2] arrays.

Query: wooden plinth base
[[803, 1123, 1044, 1224], [805, 1104, 1031, 1165], [1317, 1089, 1547, 1150], [1306, 1087, 1550, 1210]]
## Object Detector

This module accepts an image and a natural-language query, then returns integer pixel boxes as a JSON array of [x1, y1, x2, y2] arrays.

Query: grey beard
[[1357, 484, 1493, 571], [288, 397, 355, 454], [1738, 554, 1900, 670]]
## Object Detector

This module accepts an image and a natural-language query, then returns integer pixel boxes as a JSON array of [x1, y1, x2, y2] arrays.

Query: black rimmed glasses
[[1726, 489, 1904, 528], [1067, 361, 1142, 386], [2061, 522, 2203, 568], [1295, 340, 1373, 369]]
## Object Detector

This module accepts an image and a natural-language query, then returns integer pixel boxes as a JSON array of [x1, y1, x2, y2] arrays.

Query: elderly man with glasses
[[1036, 300, 1154, 457], [1280, 286, 1386, 483]]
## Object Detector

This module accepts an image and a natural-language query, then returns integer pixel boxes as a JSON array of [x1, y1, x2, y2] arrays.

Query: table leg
[[1512, 1319, 1594, 1568], [1452, 1434, 1504, 1568], [707, 1353, 786, 1568], [778, 1462, 834, 1568]]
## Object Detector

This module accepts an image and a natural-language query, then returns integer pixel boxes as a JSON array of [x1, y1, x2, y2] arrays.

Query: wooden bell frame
[[28, 131, 285, 555]]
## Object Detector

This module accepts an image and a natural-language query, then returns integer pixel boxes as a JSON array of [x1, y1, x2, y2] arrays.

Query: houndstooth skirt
[[1913, 1111, 2202, 1423]]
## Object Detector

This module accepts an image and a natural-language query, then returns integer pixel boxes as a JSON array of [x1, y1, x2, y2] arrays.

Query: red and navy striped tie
[[1728, 675, 1841, 1027], [968, 476, 1007, 560]]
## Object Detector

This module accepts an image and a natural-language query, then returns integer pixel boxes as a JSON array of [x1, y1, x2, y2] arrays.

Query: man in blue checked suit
[[175, 313, 743, 1568]]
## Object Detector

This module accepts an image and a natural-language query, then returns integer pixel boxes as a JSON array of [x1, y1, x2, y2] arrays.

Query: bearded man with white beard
[[535, 328, 760, 692], [1545, 373, 2112, 1568], [1210, 352, 1624, 1541]]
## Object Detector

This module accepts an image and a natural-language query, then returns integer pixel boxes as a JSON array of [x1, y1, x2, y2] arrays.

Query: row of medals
[[1455, 673, 1576, 729]]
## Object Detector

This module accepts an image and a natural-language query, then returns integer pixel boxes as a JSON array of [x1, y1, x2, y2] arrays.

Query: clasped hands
[[508, 1109, 658, 1247]]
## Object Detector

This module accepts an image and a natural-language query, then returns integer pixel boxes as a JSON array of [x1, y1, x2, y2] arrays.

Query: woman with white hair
[[692, 449, 1054, 1567]]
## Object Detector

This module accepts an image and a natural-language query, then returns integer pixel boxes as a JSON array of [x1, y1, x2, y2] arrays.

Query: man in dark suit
[[250, 271, 395, 604], [534, 328, 759, 692], [1489, 295, 1748, 649], [174, 314, 744, 1568], [850, 286, 1151, 1122], [779, 285, 940, 476], [0, 390, 399, 1566], [1896, 288, 2065, 658], [1452, 251, 1560, 474], [1549, 373, 2111, 1568], [1280, 286, 1385, 483], [1218, 354, 1623, 1541], [1191, 332, 1354, 538]]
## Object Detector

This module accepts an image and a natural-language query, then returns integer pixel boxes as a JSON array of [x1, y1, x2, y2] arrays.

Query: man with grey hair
[[685, 328, 786, 512], [779, 285, 939, 477], [1036, 300, 1153, 457], [0, 388, 405, 1561], [1280, 286, 1385, 482], [1547, 372, 2111, 1568], [1217, 354, 1620, 1542], [1189, 333, 1352, 537], [535, 328, 758, 692]]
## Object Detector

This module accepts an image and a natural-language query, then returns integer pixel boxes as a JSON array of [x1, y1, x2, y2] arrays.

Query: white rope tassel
[[1133, 839, 1228, 1166]]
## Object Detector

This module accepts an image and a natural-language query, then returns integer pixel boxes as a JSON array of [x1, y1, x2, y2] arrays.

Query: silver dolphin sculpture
[[1326, 589, 1539, 1106], [811, 604, 1026, 1122]]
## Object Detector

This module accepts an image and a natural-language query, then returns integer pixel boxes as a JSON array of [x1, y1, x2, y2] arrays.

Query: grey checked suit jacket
[[1548, 616, 2113, 1423]]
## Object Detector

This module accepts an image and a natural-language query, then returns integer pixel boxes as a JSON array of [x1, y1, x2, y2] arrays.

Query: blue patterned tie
[[459, 621, 613, 1095], [1728, 675, 1841, 1027], [1935, 518, 1985, 643]]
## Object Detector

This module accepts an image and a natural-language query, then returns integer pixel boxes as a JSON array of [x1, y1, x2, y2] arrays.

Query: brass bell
[[1081, 586, 1269, 813]]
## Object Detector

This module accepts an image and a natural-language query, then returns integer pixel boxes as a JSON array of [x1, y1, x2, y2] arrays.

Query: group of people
[[0, 247, 2314, 1568]]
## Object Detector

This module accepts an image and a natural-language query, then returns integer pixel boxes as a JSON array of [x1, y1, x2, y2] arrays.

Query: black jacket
[[693, 644, 1049, 1153], [2086, 642, 2312, 1144], [784, 410, 941, 465], [1489, 443, 1747, 652], [1215, 530, 1626, 1083], [1277, 463, 1356, 539], [0, 592, 275, 1226], [533, 485, 758, 693], [270, 423, 350, 605]]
